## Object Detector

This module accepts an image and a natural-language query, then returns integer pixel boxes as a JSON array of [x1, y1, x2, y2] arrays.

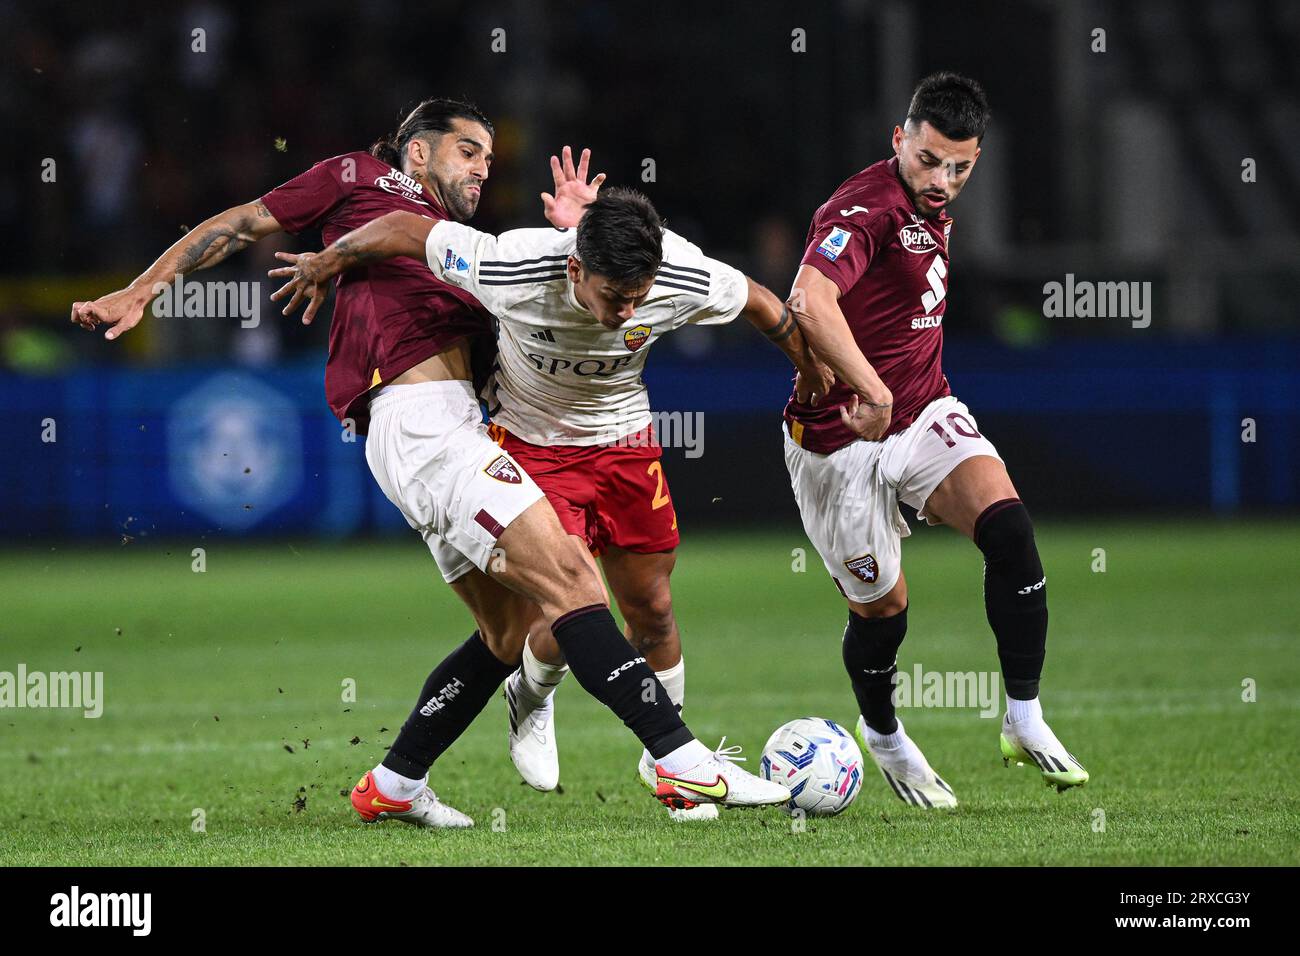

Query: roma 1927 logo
[[623, 324, 651, 352]]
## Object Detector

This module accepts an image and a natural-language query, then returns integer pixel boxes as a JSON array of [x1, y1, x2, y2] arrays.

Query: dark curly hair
[[906, 72, 990, 142], [575, 187, 664, 284]]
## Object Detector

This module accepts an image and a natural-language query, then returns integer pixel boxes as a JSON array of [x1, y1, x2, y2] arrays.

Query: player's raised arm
[[788, 264, 894, 439], [540, 145, 607, 228], [71, 200, 283, 340], [738, 277, 834, 405]]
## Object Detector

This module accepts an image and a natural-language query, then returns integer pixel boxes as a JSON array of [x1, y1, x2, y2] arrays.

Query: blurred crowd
[[3, 0, 1297, 374]]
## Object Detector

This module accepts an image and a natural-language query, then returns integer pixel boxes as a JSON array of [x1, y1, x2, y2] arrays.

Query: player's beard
[[897, 163, 949, 219], [907, 181, 949, 219], [439, 175, 481, 222]]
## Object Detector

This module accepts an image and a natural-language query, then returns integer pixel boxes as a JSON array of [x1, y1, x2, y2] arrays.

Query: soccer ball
[[759, 717, 864, 817]]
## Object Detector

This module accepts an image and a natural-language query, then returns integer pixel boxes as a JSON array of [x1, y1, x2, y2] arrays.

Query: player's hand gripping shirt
[[784, 156, 953, 452], [422, 222, 748, 445], [260, 151, 493, 432]]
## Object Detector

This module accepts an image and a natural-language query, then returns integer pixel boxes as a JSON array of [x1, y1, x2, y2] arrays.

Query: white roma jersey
[[423, 221, 748, 445]]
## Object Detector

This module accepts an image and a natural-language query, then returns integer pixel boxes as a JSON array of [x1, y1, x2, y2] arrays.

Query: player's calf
[[621, 596, 678, 668], [492, 503, 699, 769], [973, 498, 1046, 702], [842, 575, 909, 735]]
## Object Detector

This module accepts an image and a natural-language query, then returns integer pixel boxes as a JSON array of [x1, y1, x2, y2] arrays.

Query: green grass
[[1, 521, 1297, 866]]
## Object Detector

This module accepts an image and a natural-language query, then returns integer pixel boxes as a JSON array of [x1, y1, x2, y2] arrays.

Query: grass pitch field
[[2, 522, 1297, 866]]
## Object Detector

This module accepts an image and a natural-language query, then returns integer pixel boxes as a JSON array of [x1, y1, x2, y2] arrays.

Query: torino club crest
[[844, 553, 879, 583], [484, 454, 522, 484]]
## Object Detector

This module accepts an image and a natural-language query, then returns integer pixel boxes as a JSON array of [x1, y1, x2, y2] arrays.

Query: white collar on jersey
[[564, 272, 591, 315]]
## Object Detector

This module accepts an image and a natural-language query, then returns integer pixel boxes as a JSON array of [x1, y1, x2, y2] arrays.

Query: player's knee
[[974, 498, 1045, 598], [974, 498, 1037, 560], [858, 589, 906, 618], [543, 547, 603, 611], [852, 571, 907, 618]]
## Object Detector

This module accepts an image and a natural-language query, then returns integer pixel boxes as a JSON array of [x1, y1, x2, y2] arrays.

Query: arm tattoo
[[334, 236, 386, 269], [175, 226, 250, 274], [763, 306, 798, 343]]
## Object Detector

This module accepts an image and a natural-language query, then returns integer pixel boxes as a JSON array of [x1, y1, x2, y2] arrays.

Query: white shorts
[[365, 380, 545, 583], [783, 395, 1002, 603]]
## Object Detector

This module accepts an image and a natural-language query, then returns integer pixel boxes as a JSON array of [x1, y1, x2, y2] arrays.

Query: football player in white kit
[[271, 151, 830, 819]]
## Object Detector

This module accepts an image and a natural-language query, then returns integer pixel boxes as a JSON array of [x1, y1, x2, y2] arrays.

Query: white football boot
[[856, 716, 957, 809], [350, 771, 474, 828], [1000, 712, 1089, 792], [638, 750, 719, 820], [652, 737, 790, 810], [504, 669, 559, 791]]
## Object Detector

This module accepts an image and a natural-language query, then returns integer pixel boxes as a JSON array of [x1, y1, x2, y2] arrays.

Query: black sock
[[551, 605, 694, 759], [974, 498, 1047, 701], [842, 606, 908, 735], [382, 632, 514, 779]]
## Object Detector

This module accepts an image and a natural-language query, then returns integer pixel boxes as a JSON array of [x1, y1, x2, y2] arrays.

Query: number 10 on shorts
[[928, 411, 982, 448]]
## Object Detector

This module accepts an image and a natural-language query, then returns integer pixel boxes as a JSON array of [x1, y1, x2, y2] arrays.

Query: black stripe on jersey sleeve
[[479, 272, 568, 286], [658, 261, 710, 278], [653, 278, 711, 296], [656, 273, 709, 291], [655, 272, 709, 291], [479, 253, 571, 269], [480, 264, 571, 277]]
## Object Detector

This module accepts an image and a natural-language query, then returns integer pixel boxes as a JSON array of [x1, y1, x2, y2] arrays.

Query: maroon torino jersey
[[260, 151, 492, 431], [784, 156, 952, 452]]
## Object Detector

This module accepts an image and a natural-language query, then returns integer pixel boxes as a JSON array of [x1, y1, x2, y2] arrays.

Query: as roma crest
[[623, 324, 651, 352]]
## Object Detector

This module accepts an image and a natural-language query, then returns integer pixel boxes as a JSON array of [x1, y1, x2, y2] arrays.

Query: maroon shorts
[[491, 423, 679, 555]]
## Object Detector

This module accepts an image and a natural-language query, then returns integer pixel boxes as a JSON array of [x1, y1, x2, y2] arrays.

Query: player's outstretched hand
[[268, 251, 332, 325], [71, 287, 149, 341], [839, 392, 892, 441], [795, 359, 835, 406], [541, 145, 606, 229]]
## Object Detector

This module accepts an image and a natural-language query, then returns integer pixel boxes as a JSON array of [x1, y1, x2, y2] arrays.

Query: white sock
[[655, 657, 686, 709], [372, 764, 425, 801], [866, 717, 907, 751], [518, 635, 569, 702], [656, 739, 711, 774], [642, 658, 686, 768], [1006, 694, 1042, 725]]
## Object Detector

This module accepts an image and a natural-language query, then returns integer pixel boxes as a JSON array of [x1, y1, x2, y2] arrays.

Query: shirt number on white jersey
[[921, 255, 947, 314]]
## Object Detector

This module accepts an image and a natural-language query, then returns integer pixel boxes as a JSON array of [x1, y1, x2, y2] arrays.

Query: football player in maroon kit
[[71, 98, 789, 827], [783, 72, 1088, 808]]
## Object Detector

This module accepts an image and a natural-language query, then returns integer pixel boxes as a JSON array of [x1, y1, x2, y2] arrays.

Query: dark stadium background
[[2, 0, 1297, 541]]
